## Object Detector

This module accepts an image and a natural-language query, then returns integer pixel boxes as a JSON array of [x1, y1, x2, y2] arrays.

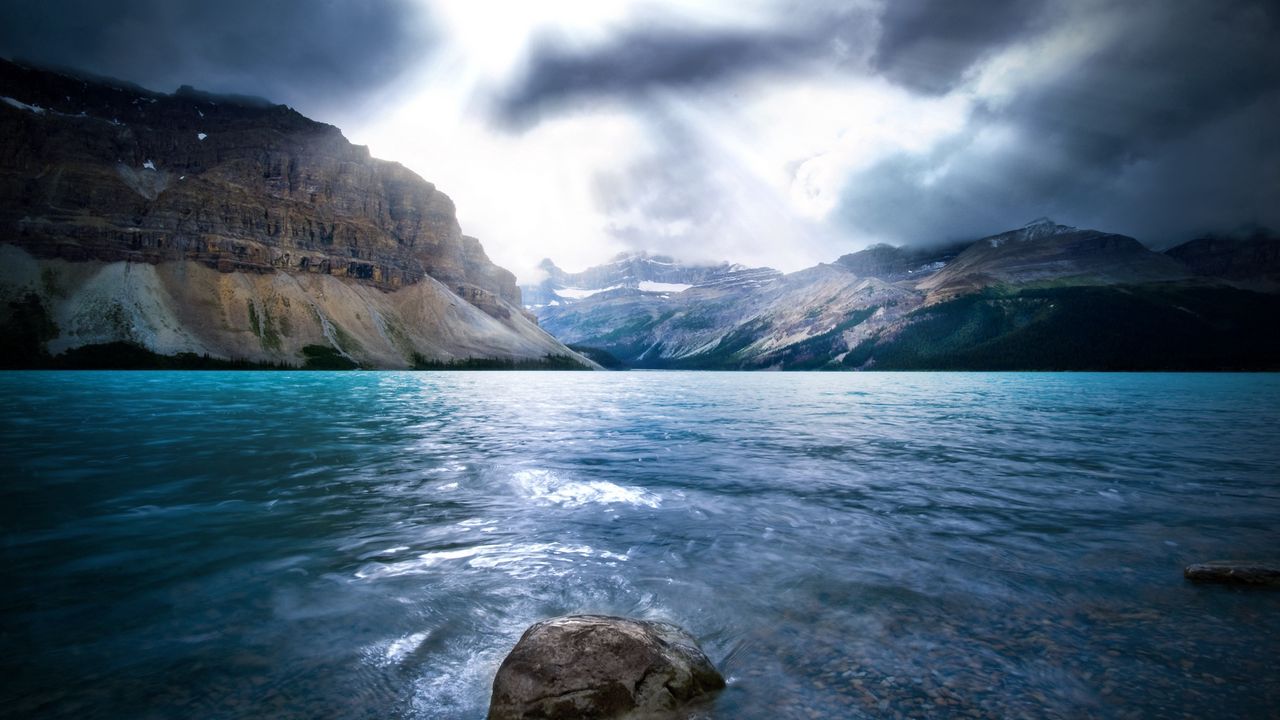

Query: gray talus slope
[[1, 244, 583, 367]]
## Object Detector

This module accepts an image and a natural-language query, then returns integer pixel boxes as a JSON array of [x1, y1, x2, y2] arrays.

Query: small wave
[[355, 542, 629, 581], [512, 469, 661, 508], [408, 639, 508, 719], [360, 630, 433, 669], [382, 631, 430, 665]]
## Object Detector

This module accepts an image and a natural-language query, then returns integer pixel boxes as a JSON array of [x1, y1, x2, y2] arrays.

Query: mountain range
[[0, 60, 589, 369], [529, 219, 1280, 370], [522, 252, 781, 307], [3, 59, 1276, 372]]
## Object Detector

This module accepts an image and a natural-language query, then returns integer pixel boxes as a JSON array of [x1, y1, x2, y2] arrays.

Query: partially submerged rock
[[1184, 561, 1280, 586], [487, 615, 725, 720]]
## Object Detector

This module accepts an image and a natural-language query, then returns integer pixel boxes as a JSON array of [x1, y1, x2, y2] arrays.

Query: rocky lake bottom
[[2, 370, 1278, 719]]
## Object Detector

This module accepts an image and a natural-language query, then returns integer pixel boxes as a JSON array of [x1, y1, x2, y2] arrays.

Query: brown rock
[[488, 615, 724, 720], [0, 58, 518, 307], [1184, 561, 1280, 586]]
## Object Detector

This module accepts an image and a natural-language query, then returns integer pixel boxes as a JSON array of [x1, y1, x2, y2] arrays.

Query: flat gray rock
[[487, 615, 725, 720], [1184, 561, 1280, 586]]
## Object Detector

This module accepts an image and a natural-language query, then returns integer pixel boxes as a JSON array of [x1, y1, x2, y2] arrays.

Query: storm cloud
[[838, 0, 1280, 246], [491, 5, 877, 127], [1, 0, 1275, 276], [871, 0, 1051, 94], [488, 0, 1280, 257], [495, 25, 816, 128], [493, 0, 1052, 124], [0, 0, 434, 120]]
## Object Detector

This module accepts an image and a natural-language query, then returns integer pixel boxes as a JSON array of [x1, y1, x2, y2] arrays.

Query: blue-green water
[[2, 371, 1278, 719]]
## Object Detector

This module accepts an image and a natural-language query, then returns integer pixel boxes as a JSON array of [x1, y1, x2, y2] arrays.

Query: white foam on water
[[354, 542, 628, 581], [359, 630, 432, 671], [408, 639, 508, 719], [383, 631, 429, 664], [512, 469, 661, 508]]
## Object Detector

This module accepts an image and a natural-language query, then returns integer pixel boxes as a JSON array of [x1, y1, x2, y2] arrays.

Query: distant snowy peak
[[976, 219, 1084, 248], [522, 252, 779, 308], [1015, 217, 1078, 240]]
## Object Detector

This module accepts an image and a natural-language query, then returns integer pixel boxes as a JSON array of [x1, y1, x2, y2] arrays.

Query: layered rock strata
[[0, 59, 578, 367]]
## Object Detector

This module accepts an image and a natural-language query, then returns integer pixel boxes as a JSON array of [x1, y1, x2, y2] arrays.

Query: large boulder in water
[[1184, 561, 1280, 586], [487, 615, 725, 720]]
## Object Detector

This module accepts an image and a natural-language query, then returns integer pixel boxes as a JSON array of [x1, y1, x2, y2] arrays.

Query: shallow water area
[[2, 371, 1278, 719]]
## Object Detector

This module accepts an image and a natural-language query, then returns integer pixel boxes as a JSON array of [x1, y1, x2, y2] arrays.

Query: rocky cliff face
[[0, 60, 583, 368]]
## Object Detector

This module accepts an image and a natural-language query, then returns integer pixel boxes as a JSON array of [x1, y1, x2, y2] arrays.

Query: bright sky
[[340, 0, 1002, 280]]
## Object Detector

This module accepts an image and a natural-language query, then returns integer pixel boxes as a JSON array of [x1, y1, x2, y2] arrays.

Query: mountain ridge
[[1164, 229, 1280, 289], [529, 220, 1280, 371]]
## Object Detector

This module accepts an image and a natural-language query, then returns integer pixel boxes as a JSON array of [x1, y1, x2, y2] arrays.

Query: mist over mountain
[[1165, 229, 1280, 288]]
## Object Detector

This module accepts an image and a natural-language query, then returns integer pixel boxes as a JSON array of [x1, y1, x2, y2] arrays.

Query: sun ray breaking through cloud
[[2, 0, 1277, 280]]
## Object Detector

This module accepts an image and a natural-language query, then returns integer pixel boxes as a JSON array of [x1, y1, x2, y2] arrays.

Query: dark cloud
[[872, 0, 1050, 93], [0, 0, 434, 119], [837, 0, 1280, 247], [494, 25, 815, 128], [1004, 2, 1280, 166], [491, 0, 1278, 248], [4, 0, 1272, 252], [492, 1, 1055, 127]]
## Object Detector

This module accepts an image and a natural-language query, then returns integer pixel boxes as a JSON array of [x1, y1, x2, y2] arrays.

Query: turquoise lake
[[2, 371, 1278, 719]]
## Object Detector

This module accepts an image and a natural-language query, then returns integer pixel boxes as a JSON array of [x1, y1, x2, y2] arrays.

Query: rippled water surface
[[2, 371, 1279, 719]]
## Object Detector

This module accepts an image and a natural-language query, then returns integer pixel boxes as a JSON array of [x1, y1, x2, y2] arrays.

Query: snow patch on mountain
[[2, 96, 45, 114], [638, 281, 692, 293]]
